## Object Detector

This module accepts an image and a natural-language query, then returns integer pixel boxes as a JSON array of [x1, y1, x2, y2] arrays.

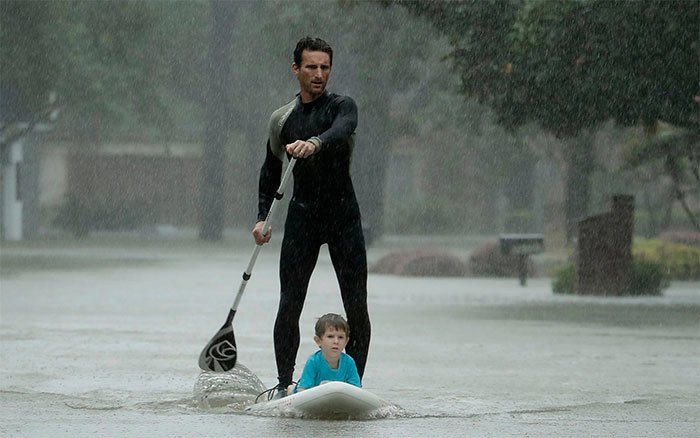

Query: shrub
[[551, 259, 669, 295], [551, 264, 575, 294], [468, 241, 536, 278], [631, 259, 670, 296], [634, 209, 693, 238], [633, 238, 700, 280], [371, 249, 467, 277]]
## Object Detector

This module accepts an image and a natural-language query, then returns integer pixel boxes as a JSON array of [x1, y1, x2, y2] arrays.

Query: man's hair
[[293, 36, 333, 66], [315, 313, 349, 337]]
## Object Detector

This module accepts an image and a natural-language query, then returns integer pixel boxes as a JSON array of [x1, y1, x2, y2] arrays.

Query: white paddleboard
[[246, 381, 389, 417]]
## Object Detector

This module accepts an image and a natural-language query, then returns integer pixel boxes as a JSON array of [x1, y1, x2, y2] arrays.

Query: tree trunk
[[641, 189, 660, 237], [564, 132, 594, 243], [354, 105, 390, 246], [503, 139, 536, 232], [666, 154, 700, 231], [199, 1, 236, 241]]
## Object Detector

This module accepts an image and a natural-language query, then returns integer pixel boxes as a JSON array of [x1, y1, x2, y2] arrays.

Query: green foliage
[[399, 0, 524, 129], [0, 1, 54, 115], [633, 238, 700, 280], [403, 0, 700, 242], [551, 264, 576, 295], [551, 259, 669, 296], [407, 0, 700, 135], [1, 0, 209, 140], [631, 259, 669, 296], [628, 125, 700, 231]]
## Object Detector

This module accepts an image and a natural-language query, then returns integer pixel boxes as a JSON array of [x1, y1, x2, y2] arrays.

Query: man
[[253, 37, 371, 398]]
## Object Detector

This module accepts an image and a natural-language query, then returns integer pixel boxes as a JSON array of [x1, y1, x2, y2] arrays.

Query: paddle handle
[[229, 158, 297, 317]]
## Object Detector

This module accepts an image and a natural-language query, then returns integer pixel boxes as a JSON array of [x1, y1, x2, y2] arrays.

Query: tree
[[2, 1, 220, 237], [400, 0, 699, 239], [1, 1, 182, 143], [629, 122, 700, 231], [509, 0, 699, 234], [1, 0, 187, 239]]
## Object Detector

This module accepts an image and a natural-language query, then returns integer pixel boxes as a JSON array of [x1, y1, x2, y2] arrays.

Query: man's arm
[[257, 140, 282, 223], [307, 96, 357, 152]]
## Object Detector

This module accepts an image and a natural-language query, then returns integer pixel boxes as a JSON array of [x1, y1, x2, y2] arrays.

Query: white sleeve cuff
[[307, 136, 322, 153]]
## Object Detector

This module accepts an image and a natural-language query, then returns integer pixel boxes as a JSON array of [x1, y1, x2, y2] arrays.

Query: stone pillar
[[21, 134, 40, 239], [576, 195, 634, 295]]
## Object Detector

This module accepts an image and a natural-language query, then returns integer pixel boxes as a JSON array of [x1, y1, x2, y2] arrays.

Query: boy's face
[[314, 326, 348, 362]]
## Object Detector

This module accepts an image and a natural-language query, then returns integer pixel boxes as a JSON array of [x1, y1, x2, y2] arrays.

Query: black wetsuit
[[257, 90, 371, 388]]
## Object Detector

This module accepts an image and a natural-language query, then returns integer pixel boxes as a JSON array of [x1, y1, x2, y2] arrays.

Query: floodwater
[[1, 234, 698, 437]]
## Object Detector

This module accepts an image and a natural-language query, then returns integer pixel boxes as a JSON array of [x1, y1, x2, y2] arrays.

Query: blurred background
[[1, 0, 697, 254]]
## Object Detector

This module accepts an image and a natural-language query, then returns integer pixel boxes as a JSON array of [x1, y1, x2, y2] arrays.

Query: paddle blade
[[199, 323, 237, 372]]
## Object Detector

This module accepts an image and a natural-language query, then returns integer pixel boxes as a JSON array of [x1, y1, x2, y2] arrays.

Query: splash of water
[[193, 363, 266, 411]]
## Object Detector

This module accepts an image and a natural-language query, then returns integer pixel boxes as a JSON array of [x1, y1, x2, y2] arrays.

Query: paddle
[[199, 158, 297, 372]]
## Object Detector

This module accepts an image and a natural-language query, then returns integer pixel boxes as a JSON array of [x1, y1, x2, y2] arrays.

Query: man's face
[[292, 50, 331, 102]]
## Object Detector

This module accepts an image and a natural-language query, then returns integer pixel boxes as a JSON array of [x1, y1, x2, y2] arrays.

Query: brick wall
[[66, 152, 255, 227]]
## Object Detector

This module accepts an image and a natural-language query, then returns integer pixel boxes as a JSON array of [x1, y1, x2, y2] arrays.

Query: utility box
[[2, 139, 23, 241], [576, 195, 634, 295]]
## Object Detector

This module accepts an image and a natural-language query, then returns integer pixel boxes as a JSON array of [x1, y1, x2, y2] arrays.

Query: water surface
[[1, 238, 698, 437]]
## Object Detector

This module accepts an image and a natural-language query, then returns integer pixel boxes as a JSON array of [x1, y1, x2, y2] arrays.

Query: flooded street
[[1, 235, 699, 437]]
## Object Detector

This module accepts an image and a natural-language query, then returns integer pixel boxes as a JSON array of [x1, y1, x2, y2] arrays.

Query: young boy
[[288, 313, 361, 394]]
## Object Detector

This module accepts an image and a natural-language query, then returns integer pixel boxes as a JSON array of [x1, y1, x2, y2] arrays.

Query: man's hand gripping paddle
[[198, 158, 297, 372]]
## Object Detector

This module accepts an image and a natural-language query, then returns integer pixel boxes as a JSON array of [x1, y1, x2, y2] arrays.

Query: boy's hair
[[293, 36, 333, 66], [315, 313, 349, 337]]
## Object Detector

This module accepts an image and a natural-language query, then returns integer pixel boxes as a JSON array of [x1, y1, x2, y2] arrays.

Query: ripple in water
[[193, 362, 267, 411]]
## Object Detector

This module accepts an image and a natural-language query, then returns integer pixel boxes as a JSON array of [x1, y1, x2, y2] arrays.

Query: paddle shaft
[[227, 158, 297, 323]]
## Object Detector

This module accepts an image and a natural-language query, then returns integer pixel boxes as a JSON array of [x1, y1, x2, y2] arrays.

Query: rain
[[1, 1, 699, 437]]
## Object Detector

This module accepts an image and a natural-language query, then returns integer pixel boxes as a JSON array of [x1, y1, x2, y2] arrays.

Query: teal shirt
[[294, 350, 361, 392]]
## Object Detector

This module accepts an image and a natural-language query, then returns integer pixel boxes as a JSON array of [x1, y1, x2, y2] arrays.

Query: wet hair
[[293, 36, 333, 66], [314, 313, 349, 337]]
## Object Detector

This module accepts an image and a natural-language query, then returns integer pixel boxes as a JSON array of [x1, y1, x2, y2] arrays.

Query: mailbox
[[499, 234, 544, 286], [499, 234, 545, 255]]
